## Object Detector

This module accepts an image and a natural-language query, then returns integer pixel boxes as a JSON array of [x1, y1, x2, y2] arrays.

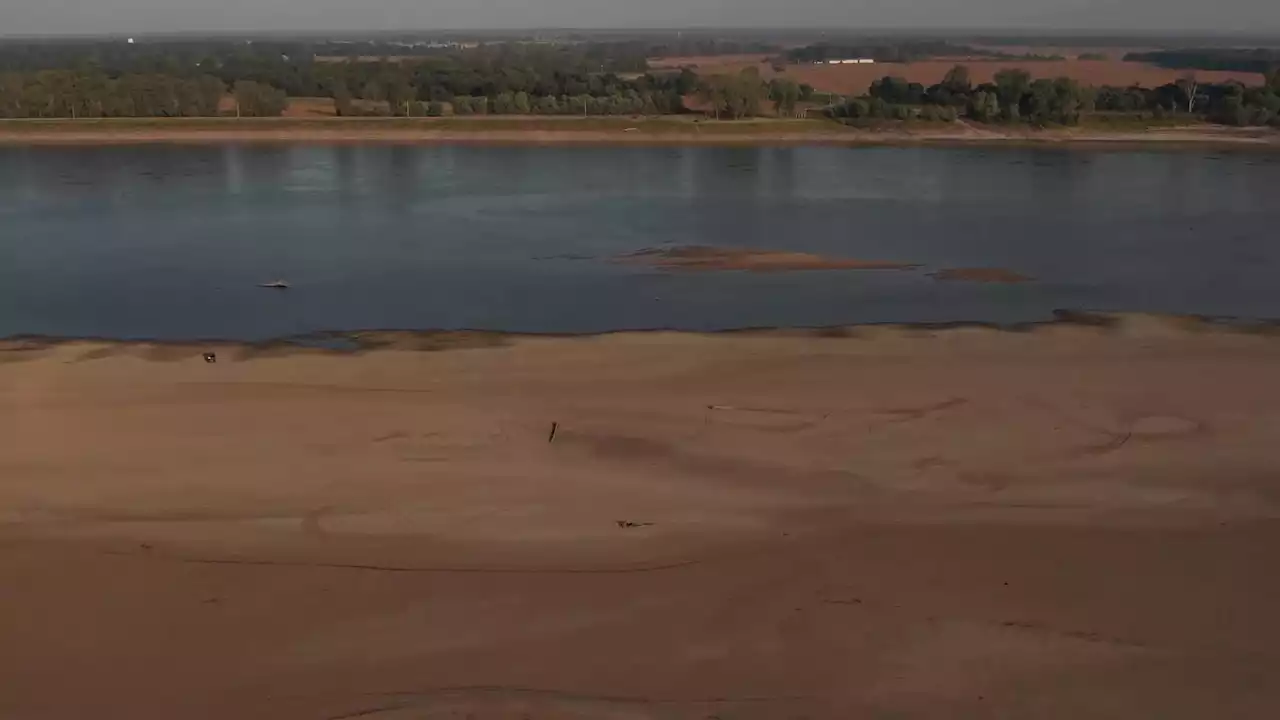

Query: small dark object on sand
[[616, 520, 654, 529], [258, 280, 291, 289], [203, 352, 217, 364], [548, 422, 558, 443]]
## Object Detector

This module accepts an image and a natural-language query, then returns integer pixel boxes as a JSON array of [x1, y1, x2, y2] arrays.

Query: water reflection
[[0, 144, 1277, 340]]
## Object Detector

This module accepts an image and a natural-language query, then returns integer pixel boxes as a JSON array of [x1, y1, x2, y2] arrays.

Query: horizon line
[[4, 26, 1280, 41]]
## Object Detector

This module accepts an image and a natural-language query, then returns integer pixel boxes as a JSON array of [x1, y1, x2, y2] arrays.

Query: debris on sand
[[258, 280, 291, 289], [622, 246, 917, 273], [616, 520, 655, 529], [930, 267, 1034, 284]]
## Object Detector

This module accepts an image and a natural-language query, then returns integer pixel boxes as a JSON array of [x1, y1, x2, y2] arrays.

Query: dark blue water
[[1, 144, 1277, 340]]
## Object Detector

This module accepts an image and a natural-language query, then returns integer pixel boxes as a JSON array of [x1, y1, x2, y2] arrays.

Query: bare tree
[[1178, 73, 1199, 114]]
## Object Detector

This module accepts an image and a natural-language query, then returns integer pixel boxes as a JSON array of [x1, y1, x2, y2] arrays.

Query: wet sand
[[3, 317, 1280, 719]]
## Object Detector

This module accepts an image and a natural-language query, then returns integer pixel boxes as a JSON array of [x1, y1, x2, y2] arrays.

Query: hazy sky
[[2, 0, 1277, 36]]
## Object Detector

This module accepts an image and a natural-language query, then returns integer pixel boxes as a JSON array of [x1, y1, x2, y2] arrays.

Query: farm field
[[649, 54, 1265, 95]]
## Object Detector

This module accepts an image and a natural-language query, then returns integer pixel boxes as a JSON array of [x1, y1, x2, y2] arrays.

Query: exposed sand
[[622, 246, 918, 272], [4, 316, 1280, 719], [1, 117, 1278, 148]]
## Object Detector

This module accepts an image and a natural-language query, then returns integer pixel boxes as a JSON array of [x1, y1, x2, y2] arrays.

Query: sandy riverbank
[[1, 117, 1278, 148], [3, 316, 1280, 718]]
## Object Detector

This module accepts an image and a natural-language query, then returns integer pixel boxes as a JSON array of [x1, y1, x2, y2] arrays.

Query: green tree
[[968, 90, 1000, 123], [942, 64, 972, 93], [535, 95, 559, 114], [386, 79, 416, 116], [360, 80, 384, 103], [1222, 95, 1249, 125], [697, 76, 728, 119], [768, 78, 801, 116], [994, 68, 1032, 108], [726, 68, 766, 119], [233, 80, 287, 117]]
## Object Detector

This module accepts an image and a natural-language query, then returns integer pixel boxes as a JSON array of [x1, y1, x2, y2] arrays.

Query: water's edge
[[4, 312, 1279, 356]]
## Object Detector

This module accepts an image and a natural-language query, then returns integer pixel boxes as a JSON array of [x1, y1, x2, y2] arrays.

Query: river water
[[1, 144, 1277, 340]]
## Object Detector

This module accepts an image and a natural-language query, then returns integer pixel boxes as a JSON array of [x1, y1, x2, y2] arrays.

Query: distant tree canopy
[[786, 41, 977, 64], [0, 38, 706, 118], [826, 64, 1280, 128], [324, 62, 694, 117], [0, 70, 225, 118], [1124, 49, 1280, 75], [0, 38, 703, 119], [785, 41, 1065, 65]]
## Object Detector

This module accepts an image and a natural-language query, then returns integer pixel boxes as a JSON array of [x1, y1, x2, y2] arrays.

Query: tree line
[[692, 68, 816, 119], [0, 68, 698, 121], [323, 61, 697, 116], [0, 70, 289, 118], [1124, 49, 1280, 75], [0, 38, 719, 98], [828, 65, 1280, 127], [784, 41, 1066, 65]]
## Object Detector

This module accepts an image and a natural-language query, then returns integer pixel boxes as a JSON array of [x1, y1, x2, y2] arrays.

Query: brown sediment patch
[[623, 245, 917, 273], [931, 267, 1034, 284], [351, 330, 514, 352]]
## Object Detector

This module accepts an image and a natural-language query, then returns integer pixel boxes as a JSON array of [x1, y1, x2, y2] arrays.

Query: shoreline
[[1, 117, 1278, 148], [4, 312, 1278, 356]]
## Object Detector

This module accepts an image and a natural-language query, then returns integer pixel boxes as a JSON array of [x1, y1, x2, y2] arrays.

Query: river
[[1, 144, 1277, 340]]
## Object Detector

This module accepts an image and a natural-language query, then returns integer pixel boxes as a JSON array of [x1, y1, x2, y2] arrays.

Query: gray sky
[[2, 0, 1277, 36]]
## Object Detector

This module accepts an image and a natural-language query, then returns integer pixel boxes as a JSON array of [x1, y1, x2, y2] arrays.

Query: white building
[[826, 58, 876, 65]]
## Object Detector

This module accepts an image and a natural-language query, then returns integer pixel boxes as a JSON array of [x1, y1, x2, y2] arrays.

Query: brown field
[[283, 96, 338, 118], [650, 54, 1265, 95], [4, 318, 1280, 718], [216, 95, 339, 117]]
